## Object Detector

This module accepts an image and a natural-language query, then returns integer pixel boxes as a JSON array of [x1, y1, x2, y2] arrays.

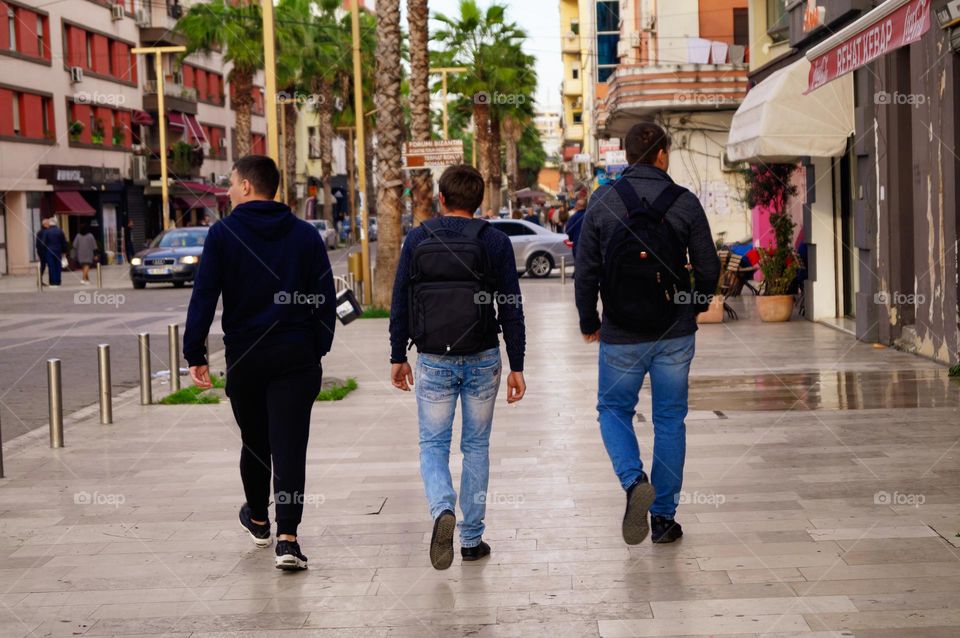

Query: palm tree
[[276, 0, 311, 206], [177, 0, 265, 158], [408, 0, 433, 227], [373, 0, 404, 308]]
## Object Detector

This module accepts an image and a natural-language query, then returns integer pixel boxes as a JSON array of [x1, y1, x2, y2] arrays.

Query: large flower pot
[[756, 295, 794, 322], [697, 295, 725, 324]]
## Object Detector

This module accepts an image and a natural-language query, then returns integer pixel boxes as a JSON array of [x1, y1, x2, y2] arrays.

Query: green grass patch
[[159, 385, 220, 405], [949, 363, 960, 377], [210, 373, 226, 388], [317, 378, 358, 402], [359, 306, 391, 319]]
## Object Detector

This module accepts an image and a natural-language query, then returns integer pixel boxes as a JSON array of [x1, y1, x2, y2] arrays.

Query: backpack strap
[[614, 179, 686, 223], [460, 218, 489, 240]]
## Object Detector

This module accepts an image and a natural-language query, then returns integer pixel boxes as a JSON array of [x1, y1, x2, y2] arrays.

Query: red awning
[[174, 194, 218, 210], [168, 111, 186, 129], [806, 0, 931, 92], [52, 191, 95, 216], [132, 110, 154, 126], [176, 180, 228, 197], [184, 114, 207, 144]]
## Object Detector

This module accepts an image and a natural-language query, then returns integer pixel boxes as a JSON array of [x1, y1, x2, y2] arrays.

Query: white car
[[487, 219, 573, 278], [308, 219, 338, 250]]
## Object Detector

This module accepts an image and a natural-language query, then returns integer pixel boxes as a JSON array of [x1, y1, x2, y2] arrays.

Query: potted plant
[[170, 141, 194, 174], [90, 118, 105, 145], [68, 120, 84, 142], [111, 125, 125, 146]]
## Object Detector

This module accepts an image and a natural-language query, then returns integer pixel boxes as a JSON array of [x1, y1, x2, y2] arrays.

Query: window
[[596, 1, 619, 32], [85, 32, 93, 68], [572, 68, 579, 80], [733, 8, 749, 47], [570, 20, 579, 35], [573, 111, 583, 124], [11, 94, 19, 134], [0, 88, 53, 140], [40, 96, 49, 133], [767, 0, 788, 41], [496, 222, 535, 237], [6, 8, 14, 52], [35, 13, 42, 53]]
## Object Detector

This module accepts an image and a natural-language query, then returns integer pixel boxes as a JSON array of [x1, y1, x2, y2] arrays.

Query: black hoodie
[[183, 200, 336, 367]]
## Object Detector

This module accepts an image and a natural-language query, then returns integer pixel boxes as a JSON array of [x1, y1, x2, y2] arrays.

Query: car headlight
[[180, 256, 199, 265], [131, 257, 142, 266]]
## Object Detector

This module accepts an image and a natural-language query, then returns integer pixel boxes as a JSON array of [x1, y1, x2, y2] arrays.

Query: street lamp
[[132, 45, 187, 232], [261, 0, 281, 202], [429, 67, 468, 140], [349, 0, 373, 304]]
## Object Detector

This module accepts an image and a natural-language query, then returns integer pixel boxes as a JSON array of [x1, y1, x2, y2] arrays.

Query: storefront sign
[[604, 150, 627, 170], [402, 140, 464, 169], [39, 165, 123, 186], [807, 0, 931, 92], [935, 0, 960, 28]]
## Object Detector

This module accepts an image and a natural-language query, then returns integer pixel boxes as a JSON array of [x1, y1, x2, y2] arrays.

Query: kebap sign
[[807, 0, 931, 92], [402, 140, 464, 169]]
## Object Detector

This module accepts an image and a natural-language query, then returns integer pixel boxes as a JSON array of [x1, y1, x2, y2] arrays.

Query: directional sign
[[402, 140, 464, 169]]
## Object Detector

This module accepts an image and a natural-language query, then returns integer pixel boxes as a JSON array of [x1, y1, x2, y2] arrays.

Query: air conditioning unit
[[131, 156, 147, 182], [135, 9, 150, 27], [629, 32, 641, 48], [616, 39, 630, 58], [70, 66, 84, 83], [642, 15, 657, 33], [111, 3, 124, 20]]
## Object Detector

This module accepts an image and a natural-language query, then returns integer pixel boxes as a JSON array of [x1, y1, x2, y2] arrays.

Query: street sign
[[605, 150, 627, 169], [402, 140, 464, 169]]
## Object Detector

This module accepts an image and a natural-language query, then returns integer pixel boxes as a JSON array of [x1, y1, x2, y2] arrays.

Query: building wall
[[699, 0, 748, 45], [656, 0, 700, 65], [746, 0, 791, 72]]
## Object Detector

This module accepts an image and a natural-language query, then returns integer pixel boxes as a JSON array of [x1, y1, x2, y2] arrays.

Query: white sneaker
[[49, 284, 60, 288], [82, 280, 90, 285]]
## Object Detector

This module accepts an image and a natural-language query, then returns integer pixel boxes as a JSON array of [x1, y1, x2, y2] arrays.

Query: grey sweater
[[574, 163, 721, 343]]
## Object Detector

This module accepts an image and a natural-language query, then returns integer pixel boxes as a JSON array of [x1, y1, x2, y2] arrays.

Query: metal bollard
[[96, 262, 102, 289], [138, 333, 152, 405], [47, 359, 63, 449], [168, 324, 180, 392], [0, 409, 5, 478], [36, 262, 43, 291], [98, 344, 112, 425], [561, 256, 567, 285]]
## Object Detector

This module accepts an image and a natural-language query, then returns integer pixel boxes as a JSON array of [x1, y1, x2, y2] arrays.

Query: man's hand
[[190, 365, 212, 389], [582, 330, 601, 343], [506, 371, 526, 403], [391, 362, 414, 391]]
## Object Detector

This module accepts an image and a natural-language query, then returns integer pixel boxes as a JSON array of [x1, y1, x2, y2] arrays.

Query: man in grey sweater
[[575, 122, 720, 545]]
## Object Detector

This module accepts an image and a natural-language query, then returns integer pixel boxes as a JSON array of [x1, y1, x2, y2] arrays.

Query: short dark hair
[[439, 164, 485, 213], [625, 122, 671, 165], [233, 155, 280, 198]]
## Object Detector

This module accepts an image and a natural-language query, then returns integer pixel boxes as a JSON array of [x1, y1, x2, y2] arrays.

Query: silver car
[[488, 219, 573, 278], [307, 219, 338, 250]]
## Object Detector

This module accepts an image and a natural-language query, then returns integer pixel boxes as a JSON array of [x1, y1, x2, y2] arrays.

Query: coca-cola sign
[[807, 0, 931, 92]]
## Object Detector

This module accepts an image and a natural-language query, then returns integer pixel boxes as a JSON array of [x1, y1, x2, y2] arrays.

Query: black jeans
[[226, 341, 323, 537]]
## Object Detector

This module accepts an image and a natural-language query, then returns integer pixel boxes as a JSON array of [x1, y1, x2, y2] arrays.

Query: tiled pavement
[[1, 281, 959, 637]]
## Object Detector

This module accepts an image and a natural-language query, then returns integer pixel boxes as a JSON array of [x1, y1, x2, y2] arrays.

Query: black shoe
[[461, 541, 491, 562], [430, 510, 456, 570], [239, 503, 271, 548], [275, 540, 308, 570], [651, 515, 683, 544], [622, 476, 656, 545]]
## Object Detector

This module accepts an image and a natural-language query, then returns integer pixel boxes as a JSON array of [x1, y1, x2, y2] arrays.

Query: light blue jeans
[[597, 335, 695, 519], [415, 347, 502, 548]]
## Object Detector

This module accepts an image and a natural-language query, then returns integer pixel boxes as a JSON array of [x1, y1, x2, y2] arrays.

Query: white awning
[[725, 58, 854, 163]]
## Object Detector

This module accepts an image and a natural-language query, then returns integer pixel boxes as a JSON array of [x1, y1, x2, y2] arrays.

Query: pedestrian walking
[[36, 218, 50, 282], [40, 217, 68, 288], [574, 122, 721, 545], [184, 155, 337, 571], [564, 195, 588, 258], [124, 219, 136, 263], [72, 224, 98, 285], [390, 164, 527, 570]]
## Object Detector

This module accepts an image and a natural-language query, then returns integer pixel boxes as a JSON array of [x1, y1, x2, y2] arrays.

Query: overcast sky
[[394, 0, 563, 111]]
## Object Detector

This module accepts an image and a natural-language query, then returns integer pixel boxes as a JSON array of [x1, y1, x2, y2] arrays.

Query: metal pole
[[168, 324, 180, 392], [98, 344, 112, 425], [561, 256, 566, 285], [156, 52, 172, 232], [36, 261, 42, 291], [47, 359, 63, 449], [0, 407, 5, 478], [262, 0, 281, 197], [442, 71, 449, 141], [138, 333, 152, 405], [96, 262, 102, 289], [350, 0, 372, 305]]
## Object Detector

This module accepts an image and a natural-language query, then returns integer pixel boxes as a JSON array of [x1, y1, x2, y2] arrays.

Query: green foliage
[[741, 164, 798, 210], [359, 306, 391, 319], [68, 120, 84, 139], [758, 210, 801, 296], [176, 0, 266, 79], [317, 378, 358, 402], [949, 363, 960, 377], [170, 141, 195, 175], [159, 385, 219, 405], [518, 122, 546, 188]]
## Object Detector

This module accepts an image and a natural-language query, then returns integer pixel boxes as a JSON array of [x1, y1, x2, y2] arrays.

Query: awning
[[132, 110, 154, 126], [806, 0, 932, 92], [176, 180, 228, 199], [52, 191, 95, 216], [184, 114, 207, 144], [168, 111, 185, 129], [726, 58, 854, 163], [174, 194, 218, 210]]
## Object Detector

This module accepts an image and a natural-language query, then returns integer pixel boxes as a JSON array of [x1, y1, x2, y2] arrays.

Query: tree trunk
[[407, 0, 433, 226], [487, 111, 503, 213], [502, 116, 520, 208], [473, 102, 492, 212], [373, 0, 404, 308], [232, 69, 254, 158], [313, 78, 336, 224], [283, 100, 298, 208], [365, 124, 377, 215]]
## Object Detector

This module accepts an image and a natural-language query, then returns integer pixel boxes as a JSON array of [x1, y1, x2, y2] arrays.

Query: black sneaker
[[651, 515, 683, 543], [275, 540, 308, 570], [461, 541, 491, 562], [622, 476, 656, 545], [429, 510, 456, 570], [239, 503, 271, 548]]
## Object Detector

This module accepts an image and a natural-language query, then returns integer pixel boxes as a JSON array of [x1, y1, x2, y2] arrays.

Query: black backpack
[[601, 179, 690, 332], [409, 218, 496, 355]]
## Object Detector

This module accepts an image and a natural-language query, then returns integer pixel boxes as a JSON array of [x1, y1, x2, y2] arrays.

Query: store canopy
[[726, 58, 854, 163], [806, 0, 931, 92], [176, 180, 228, 199], [168, 111, 185, 129], [184, 114, 206, 144], [132, 110, 154, 126], [52, 191, 95, 216], [174, 194, 218, 210]]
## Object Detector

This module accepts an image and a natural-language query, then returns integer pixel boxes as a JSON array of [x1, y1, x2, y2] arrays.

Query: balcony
[[562, 32, 580, 54], [562, 124, 584, 142], [601, 63, 749, 136], [142, 80, 198, 115], [562, 77, 583, 97]]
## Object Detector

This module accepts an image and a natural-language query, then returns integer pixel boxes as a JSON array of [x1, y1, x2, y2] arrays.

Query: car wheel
[[526, 253, 554, 279], [133, 279, 146, 290], [173, 281, 186, 288]]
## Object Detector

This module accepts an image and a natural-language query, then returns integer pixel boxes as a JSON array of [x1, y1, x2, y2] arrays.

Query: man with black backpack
[[390, 164, 526, 570], [575, 122, 720, 545]]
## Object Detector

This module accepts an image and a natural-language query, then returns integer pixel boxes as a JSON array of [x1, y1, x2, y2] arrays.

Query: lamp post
[[429, 67, 468, 140], [349, 0, 373, 304], [261, 0, 281, 202], [132, 45, 187, 232]]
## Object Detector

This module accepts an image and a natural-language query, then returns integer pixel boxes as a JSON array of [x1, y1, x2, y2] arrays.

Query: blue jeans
[[597, 335, 695, 519], [415, 347, 502, 548]]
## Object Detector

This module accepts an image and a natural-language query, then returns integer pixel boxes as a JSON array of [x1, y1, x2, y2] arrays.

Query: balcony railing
[[562, 32, 580, 54], [143, 80, 197, 102], [562, 78, 583, 96]]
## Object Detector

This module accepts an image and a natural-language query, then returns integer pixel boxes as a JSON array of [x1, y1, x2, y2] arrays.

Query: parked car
[[308, 219, 338, 250], [487, 219, 573, 278], [130, 227, 209, 289]]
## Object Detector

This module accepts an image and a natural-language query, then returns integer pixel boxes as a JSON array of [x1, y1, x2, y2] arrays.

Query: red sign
[[807, 0, 931, 92]]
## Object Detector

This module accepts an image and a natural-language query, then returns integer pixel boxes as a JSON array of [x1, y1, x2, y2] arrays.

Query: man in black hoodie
[[184, 155, 336, 571]]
